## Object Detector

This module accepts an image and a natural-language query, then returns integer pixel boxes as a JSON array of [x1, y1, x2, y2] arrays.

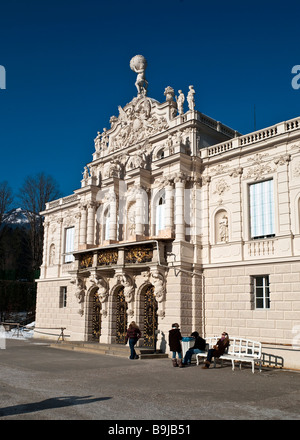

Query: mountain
[[1, 208, 32, 229]]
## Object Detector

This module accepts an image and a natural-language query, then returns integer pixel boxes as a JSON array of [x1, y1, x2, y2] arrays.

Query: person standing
[[168, 323, 183, 367], [125, 321, 141, 360]]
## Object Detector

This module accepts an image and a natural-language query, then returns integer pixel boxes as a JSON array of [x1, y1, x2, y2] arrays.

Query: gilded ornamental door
[[92, 290, 101, 341], [116, 286, 128, 344], [143, 285, 158, 347]]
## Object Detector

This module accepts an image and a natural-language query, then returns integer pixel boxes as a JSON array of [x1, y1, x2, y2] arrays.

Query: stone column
[[40, 221, 49, 278], [57, 217, 64, 266], [109, 195, 117, 241], [135, 187, 143, 237], [165, 181, 174, 236], [79, 203, 87, 248], [276, 154, 292, 235], [201, 175, 211, 265], [174, 174, 186, 240], [86, 202, 96, 246]]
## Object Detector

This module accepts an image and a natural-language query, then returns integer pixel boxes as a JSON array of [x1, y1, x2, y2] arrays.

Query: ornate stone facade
[[35, 56, 300, 369]]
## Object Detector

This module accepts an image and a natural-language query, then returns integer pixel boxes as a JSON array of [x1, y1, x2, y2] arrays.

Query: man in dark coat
[[168, 323, 183, 367], [182, 331, 206, 366]]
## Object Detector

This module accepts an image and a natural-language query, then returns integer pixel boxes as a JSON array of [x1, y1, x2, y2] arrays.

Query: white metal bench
[[196, 336, 262, 373]]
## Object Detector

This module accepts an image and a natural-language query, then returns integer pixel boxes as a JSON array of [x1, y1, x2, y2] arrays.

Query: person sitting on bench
[[202, 332, 230, 369], [182, 332, 206, 366]]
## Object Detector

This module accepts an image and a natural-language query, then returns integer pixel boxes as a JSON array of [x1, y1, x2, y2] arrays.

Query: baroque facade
[[35, 55, 300, 368]]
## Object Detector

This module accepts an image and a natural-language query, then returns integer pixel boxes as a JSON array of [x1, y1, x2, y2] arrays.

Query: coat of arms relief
[[109, 97, 169, 152]]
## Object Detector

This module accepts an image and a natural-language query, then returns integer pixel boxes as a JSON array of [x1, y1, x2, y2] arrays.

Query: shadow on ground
[[0, 395, 111, 417]]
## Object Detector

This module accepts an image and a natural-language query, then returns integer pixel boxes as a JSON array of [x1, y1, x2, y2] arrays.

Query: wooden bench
[[196, 336, 262, 373]]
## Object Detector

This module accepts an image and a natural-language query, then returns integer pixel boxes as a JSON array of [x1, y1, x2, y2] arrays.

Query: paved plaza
[[0, 338, 300, 422]]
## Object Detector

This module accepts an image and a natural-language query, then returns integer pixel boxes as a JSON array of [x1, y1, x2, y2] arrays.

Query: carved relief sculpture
[[122, 274, 134, 302], [151, 271, 165, 303], [74, 277, 86, 316], [97, 250, 118, 266], [90, 275, 109, 304], [49, 244, 55, 266], [97, 277, 109, 303]]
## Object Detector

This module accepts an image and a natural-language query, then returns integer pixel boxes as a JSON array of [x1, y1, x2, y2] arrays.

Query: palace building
[[35, 55, 300, 369]]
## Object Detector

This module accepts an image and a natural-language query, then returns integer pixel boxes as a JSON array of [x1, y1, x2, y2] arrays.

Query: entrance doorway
[[92, 290, 101, 341], [116, 286, 127, 344], [143, 285, 158, 347]]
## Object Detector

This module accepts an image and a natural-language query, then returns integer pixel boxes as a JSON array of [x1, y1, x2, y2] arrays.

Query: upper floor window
[[249, 180, 275, 239], [157, 149, 164, 159], [155, 195, 165, 235], [64, 227, 75, 263]]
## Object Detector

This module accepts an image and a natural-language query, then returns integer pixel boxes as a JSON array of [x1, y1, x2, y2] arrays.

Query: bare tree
[[0, 181, 13, 227], [18, 173, 61, 271]]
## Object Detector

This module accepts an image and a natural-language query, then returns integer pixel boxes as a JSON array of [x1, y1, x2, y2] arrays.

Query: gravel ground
[[0, 338, 300, 423]]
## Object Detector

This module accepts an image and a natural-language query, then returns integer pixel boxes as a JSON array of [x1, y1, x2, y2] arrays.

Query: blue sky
[[0, 0, 300, 201]]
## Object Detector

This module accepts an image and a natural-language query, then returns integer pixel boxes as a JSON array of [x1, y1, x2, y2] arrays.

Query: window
[[249, 180, 275, 239], [64, 227, 75, 263], [253, 276, 270, 309], [60, 286, 67, 308], [157, 149, 164, 159], [155, 195, 165, 235]]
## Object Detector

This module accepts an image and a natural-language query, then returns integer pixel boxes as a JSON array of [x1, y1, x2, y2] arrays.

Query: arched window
[[157, 149, 164, 159], [155, 195, 165, 235]]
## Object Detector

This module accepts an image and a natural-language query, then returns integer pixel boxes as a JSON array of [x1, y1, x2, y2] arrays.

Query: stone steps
[[51, 341, 168, 359]]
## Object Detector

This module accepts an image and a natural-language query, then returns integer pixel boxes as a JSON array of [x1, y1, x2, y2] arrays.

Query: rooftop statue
[[187, 85, 195, 111], [130, 55, 148, 96], [176, 90, 185, 115]]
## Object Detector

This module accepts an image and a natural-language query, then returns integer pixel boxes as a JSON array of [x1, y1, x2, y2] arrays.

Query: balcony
[[73, 239, 171, 273]]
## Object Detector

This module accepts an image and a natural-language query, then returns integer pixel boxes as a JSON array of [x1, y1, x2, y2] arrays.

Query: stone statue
[[219, 214, 229, 242], [101, 128, 109, 149], [187, 85, 195, 111], [176, 90, 185, 115], [151, 271, 165, 303], [97, 277, 109, 303], [130, 55, 148, 96], [122, 274, 134, 302], [74, 278, 86, 316], [94, 132, 101, 152], [75, 281, 85, 304], [82, 166, 89, 180], [167, 134, 174, 154]]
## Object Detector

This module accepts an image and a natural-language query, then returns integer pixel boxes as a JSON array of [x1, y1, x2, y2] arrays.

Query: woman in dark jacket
[[168, 323, 183, 367], [125, 321, 141, 360], [202, 332, 230, 368], [182, 331, 206, 366]]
